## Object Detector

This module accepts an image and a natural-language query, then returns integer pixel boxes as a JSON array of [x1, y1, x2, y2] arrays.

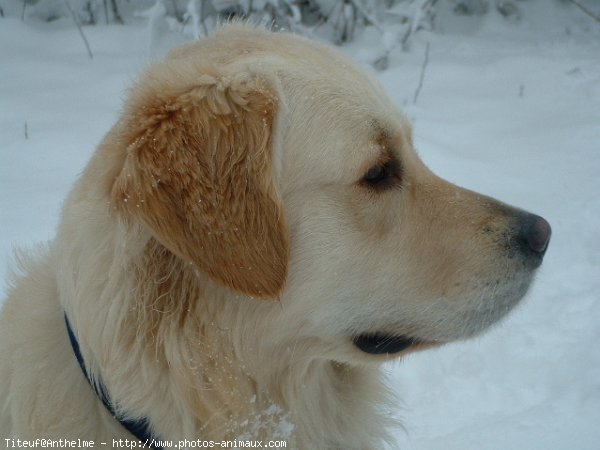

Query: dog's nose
[[515, 213, 551, 258]]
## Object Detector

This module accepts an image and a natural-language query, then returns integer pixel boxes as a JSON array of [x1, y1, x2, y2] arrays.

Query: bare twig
[[312, 0, 340, 32], [413, 41, 430, 104], [345, 2, 356, 42], [63, 0, 94, 59], [330, 0, 344, 44], [348, 0, 384, 34], [103, 0, 109, 24], [110, 0, 124, 24], [171, 0, 183, 22], [24, 122, 28, 140], [568, 0, 600, 23], [199, 0, 209, 37], [401, 0, 438, 50]]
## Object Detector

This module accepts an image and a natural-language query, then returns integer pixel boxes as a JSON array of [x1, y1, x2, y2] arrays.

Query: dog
[[0, 24, 550, 449]]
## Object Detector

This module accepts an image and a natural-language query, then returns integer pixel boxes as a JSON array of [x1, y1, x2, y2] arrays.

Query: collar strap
[[64, 314, 162, 449]]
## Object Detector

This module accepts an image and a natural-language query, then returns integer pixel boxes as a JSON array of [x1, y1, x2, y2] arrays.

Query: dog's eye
[[361, 159, 401, 191]]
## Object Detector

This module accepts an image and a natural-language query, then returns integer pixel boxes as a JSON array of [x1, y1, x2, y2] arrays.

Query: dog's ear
[[112, 72, 288, 298]]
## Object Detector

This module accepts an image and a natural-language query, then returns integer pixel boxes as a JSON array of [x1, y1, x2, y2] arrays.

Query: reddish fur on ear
[[112, 73, 289, 298]]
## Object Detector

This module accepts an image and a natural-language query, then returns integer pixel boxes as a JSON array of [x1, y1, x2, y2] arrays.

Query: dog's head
[[111, 25, 550, 363]]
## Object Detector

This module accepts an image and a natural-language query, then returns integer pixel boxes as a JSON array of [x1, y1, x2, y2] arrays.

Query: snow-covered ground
[[1, 2, 599, 448]]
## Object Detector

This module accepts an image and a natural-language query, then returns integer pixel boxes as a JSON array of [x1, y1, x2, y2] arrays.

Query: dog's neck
[[67, 236, 395, 448]]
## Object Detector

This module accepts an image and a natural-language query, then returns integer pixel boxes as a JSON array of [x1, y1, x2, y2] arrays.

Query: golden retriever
[[0, 25, 550, 449]]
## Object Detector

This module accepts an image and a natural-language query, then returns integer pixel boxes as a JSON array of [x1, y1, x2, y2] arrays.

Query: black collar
[[64, 314, 162, 449]]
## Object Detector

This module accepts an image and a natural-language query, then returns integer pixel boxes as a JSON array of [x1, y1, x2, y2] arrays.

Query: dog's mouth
[[353, 333, 424, 355]]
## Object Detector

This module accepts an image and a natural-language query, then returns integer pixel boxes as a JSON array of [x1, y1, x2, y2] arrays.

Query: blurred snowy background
[[1, 0, 599, 448]]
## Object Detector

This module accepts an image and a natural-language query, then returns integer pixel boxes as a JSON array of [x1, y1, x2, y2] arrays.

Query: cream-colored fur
[[1, 25, 548, 449]]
